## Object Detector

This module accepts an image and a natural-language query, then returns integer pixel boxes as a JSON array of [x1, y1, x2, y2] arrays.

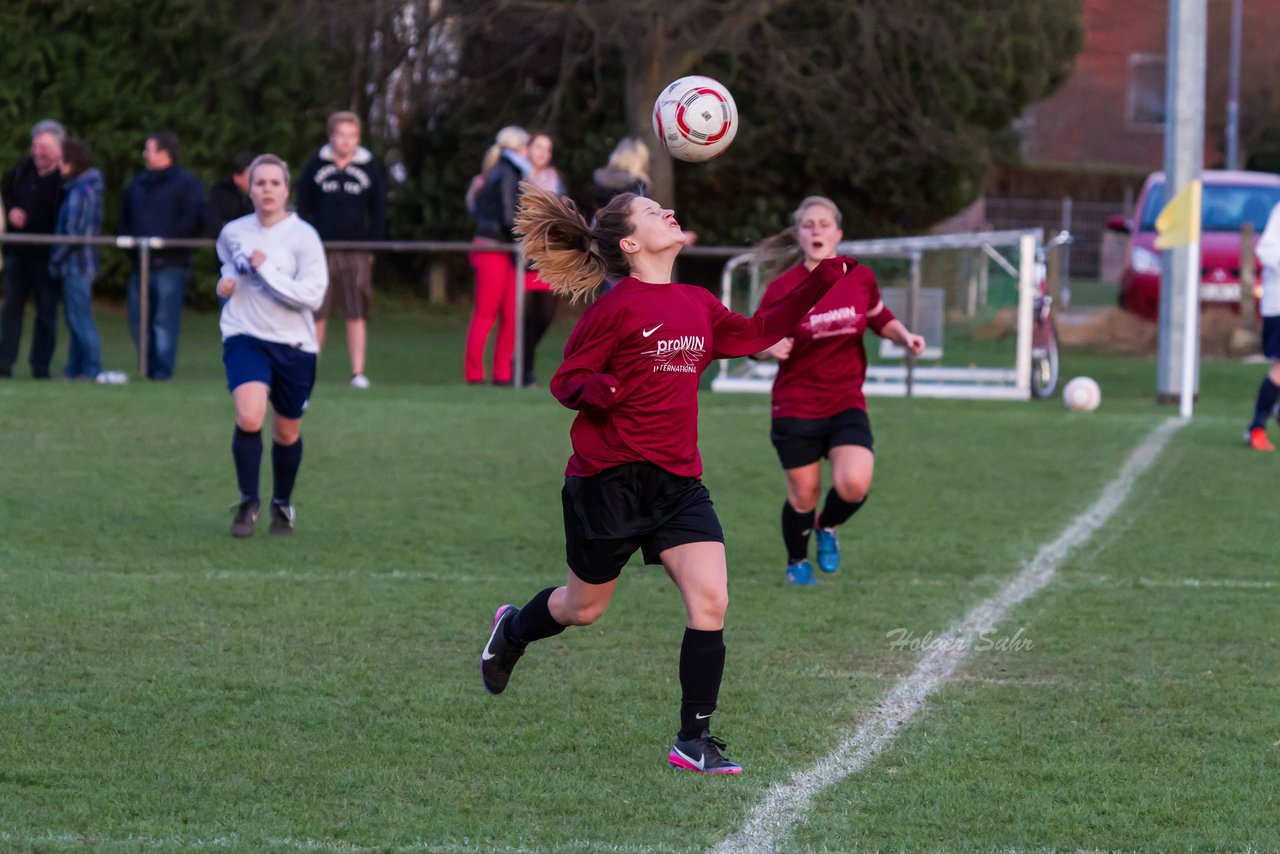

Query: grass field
[[1, 299, 1277, 852]]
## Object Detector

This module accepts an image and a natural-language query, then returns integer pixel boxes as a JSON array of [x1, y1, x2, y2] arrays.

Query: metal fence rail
[[0, 232, 747, 381]]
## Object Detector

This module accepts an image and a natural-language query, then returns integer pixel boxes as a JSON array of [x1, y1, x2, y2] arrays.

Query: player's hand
[[250, 250, 267, 268], [769, 337, 794, 361], [216, 277, 237, 298], [8, 207, 26, 228], [904, 333, 926, 356]]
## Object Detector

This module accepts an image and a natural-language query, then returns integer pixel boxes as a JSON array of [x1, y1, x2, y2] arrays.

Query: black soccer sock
[[232, 427, 262, 502], [271, 437, 303, 506], [508, 586, 566, 649], [781, 501, 815, 564], [1251, 378, 1280, 429], [678, 627, 725, 740], [817, 488, 867, 529]]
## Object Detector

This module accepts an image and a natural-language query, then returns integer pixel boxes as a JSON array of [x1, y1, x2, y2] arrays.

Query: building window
[[1128, 53, 1166, 129]]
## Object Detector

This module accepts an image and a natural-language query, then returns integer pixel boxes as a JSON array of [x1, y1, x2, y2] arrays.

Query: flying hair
[[514, 182, 638, 304]]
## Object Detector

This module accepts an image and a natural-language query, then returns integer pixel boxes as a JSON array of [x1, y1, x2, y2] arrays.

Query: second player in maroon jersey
[[755, 196, 925, 585]]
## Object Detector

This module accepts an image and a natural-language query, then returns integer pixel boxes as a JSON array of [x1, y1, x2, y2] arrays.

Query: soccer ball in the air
[[1062, 376, 1102, 412], [652, 75, 738, 162]]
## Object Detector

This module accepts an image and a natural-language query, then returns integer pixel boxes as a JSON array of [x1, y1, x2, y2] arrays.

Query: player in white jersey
[[215, 154, 328, 535], [1245, 202, 1280, 451]]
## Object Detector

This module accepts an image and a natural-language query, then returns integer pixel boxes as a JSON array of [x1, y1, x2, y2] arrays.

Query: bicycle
[[1031, 230, 1071, 399]]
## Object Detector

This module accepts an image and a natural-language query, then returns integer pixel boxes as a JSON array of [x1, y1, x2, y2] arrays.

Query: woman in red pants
[[466, 126, 531, 384]]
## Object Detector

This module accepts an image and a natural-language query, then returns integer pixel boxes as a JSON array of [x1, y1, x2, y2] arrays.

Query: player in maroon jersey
[[755, 196, 925, 585], [479, 183, 853, 774]]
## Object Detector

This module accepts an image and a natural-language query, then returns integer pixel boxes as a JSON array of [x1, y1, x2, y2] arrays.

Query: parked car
[[1110, 169, 1280, 321]]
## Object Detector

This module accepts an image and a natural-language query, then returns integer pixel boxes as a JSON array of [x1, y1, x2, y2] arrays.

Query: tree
[[0, 0, 357, 295], [427, 0, 1082, 237]]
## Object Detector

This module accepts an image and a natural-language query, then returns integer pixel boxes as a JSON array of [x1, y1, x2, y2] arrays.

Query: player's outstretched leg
[[480, 605, 524, 695], [481, 586, 568, 695]]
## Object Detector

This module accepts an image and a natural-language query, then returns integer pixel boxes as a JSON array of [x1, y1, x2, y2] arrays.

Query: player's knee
[[235, 413, 265, 433], [788, 487, 820, 513], [691, 589, 729, 626], [834, 476, 870, 503], [562, 598, 607, 626]]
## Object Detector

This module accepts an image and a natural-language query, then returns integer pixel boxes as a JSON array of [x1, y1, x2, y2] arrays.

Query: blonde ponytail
[[515, 182, 638, 304]]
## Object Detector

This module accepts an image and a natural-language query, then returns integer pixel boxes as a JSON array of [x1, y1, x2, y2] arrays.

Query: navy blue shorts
[[771, 407, 874, 470], [562, 462, 725, 584], [1264, 316, 1280, 361], [223, 335, 317, 419]]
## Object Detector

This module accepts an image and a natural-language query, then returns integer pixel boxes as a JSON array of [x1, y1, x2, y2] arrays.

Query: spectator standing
[[520, 131, 565, 386], [49, 139, 106, 382], [466, 125, 531, 385], [206, 151, 255, 238], [297, 111, 386, 390], [591, 137, 651, 212], [120, 131, 205, 380], [0, 119, 66, 378]]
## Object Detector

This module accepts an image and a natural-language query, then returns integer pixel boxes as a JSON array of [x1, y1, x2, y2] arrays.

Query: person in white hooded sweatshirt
[[216, 154, 328, 537]]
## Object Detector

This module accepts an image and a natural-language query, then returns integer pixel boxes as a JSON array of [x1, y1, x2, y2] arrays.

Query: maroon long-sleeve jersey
[[764, 262, 886, 419], [550, 259, 847, 477]]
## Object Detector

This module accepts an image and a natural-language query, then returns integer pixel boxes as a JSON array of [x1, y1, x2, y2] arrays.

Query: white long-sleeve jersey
[[1254, 203, 1280, 317], [216, 213, 329, 351]]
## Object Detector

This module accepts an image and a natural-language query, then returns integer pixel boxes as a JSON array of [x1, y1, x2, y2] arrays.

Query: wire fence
[[984, 196, 1126, 281]]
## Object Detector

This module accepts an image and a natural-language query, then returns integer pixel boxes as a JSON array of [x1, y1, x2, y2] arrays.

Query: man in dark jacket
[[206, 151, 255, 238], [0, 119, 66, 378], [120, 131, 204, 380], [297, 111, 386, 389]]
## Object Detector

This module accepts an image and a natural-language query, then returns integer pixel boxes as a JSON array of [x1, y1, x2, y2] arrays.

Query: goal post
[[710, 229, 1045, 401]]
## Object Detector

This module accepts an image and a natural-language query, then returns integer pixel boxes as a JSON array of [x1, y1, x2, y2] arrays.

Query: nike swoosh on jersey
[[642, 323, 664, 337]]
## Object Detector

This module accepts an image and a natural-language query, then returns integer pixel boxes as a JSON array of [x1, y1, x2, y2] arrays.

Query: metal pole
[[906, 251, 921, 397], [1226, 0, 1243, 170], [138, 241, 150, 379], [1156, 0, 1207, 408], [1060, 196, 1073, 308], [513, 243, 526, 387]]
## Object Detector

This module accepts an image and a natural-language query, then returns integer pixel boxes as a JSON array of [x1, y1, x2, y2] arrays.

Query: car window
[[1138, 181, 1280, 233]]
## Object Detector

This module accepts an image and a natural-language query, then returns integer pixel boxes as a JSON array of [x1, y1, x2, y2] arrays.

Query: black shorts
[[1264, 316, 1280, 361], [770, 406, 874, 470], [562, 462, 725, 584]]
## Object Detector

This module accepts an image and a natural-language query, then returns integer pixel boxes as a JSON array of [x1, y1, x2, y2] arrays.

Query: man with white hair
[[0, 119, 66, 378]]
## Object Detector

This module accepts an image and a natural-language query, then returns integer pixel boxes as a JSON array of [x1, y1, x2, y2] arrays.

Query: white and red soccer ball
[[1062, 376, 1102, 412], [652, 75, 738, 162]]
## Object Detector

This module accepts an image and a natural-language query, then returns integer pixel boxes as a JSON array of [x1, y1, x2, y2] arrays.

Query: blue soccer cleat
[[815, 527, 841, 573], [785, 560, 817, 586]]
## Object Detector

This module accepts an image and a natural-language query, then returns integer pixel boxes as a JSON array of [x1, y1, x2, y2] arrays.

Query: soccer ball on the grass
[[651, 75, 738, 162], [1062, 376, 1102, 412]]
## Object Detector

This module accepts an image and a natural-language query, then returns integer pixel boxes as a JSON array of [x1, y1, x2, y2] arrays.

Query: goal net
[[710, 229, 1045, 400]]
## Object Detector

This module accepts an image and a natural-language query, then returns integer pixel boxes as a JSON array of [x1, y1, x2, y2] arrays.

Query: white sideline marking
[[714, 417, 1185, 854], [1137, 576, 1275, 590]]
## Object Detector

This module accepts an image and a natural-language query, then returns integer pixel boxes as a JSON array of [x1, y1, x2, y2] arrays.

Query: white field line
[[713, 416, 1185, 854], [1135, 576, 1275, 590]]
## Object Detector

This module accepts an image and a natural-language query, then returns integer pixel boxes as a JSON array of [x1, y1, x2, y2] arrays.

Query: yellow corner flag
[[1154, 178, 1203, 249]]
